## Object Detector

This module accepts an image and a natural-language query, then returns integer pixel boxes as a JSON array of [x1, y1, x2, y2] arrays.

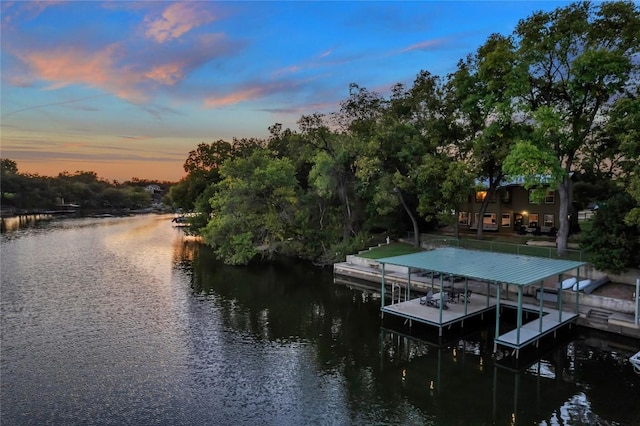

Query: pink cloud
[[144, 63, 184, 85], [16, 43, 193, 103], [2, 1, 65, 28], [144, 2, 216, 43], [18, 44, 143, 101], [203, 78, 307, 108], [272, 65, 302, 76], [204, 87, 266, 108], [401, 38, 449, 53]]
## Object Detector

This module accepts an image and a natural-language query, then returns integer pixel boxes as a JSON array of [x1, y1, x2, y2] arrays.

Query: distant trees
[[0, 159, 164, 212]]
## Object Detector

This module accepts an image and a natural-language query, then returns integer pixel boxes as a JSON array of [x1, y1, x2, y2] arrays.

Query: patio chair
[[420, 290, 433, 305]]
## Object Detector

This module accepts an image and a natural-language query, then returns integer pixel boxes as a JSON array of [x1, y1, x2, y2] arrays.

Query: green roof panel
[[377, 247, 586, 287]]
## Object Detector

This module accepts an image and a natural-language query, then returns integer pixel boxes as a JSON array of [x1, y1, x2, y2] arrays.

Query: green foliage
[[508, 1, 640, 252], [626, 176, 640, 227], [580, 192, 640, 273], [503, 140, 565, 202], [1, 158, 18, 175], [201, 149, 301, 265]]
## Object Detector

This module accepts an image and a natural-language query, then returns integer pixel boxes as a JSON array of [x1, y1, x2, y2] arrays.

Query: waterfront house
[[457, 178, 574, 236]]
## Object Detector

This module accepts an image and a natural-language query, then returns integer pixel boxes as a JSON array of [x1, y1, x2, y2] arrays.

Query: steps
[[587, 309, 611, 324]]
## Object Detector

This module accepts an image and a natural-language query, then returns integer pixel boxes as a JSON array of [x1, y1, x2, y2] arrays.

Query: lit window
[[501, 213, 511, 227], [544, 214, 554, 227], [483, 213, 496, 226]]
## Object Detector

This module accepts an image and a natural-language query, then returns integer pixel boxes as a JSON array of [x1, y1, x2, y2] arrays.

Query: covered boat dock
[[377, 248, 587, 358]]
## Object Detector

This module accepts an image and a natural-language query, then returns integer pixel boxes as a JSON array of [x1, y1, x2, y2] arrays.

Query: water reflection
[[0, 214, 53, 234]]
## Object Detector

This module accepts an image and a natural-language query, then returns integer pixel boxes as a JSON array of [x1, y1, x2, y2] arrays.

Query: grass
[[578, 219, 593, 234], [358, 232, 587, 262], [357, 242, 423, 259]]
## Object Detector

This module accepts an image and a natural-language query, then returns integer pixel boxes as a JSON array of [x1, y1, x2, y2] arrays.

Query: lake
[[1, 214, 638, 425]]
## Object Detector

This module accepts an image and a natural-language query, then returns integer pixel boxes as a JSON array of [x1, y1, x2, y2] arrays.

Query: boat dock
[[373, 248, 588, 358]]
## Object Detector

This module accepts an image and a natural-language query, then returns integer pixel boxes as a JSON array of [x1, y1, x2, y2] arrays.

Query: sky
[[1, 0, 573, 183]]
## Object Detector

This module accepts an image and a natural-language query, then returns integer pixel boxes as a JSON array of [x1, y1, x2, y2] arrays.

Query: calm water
[[1, 214, 639, 425]]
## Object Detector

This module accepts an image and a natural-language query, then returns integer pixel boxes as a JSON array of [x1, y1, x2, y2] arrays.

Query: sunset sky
[[1, 1, 571, 183]]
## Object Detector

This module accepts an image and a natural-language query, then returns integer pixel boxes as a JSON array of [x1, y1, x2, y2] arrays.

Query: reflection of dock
[[379, 327, 578, 424]]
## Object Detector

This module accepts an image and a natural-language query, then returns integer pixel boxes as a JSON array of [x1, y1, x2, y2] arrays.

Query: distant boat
[[171, 216, 189, 227]]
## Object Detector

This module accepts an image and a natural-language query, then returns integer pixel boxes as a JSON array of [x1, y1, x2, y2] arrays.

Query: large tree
[[450, 34, 529, 239], [506, 1, 640, 254], [201, 148, 301, 265], [299, 112, 363, 241]]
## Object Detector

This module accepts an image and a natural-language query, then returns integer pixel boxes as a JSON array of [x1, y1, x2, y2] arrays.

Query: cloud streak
[[1, 94, 109, 119], [400, 37, 452, 53]]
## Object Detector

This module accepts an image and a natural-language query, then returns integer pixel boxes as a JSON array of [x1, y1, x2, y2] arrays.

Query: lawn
[[357, 242, 423, 259]]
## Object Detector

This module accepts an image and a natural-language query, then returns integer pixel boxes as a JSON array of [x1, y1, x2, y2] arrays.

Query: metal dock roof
[[377, 247, 586, 287]]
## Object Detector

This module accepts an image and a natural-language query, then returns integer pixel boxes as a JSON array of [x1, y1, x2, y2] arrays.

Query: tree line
[[0, 158, 172, 213], [168, 2, 640, 272]]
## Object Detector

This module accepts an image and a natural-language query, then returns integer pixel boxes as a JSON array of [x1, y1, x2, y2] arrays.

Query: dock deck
[[381, 292, 496, 333], [382, 295, 578, 354], [494, 302, 578, 351]]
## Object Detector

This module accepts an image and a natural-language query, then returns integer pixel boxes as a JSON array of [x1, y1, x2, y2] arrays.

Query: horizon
[[1, 1, 572, 182]]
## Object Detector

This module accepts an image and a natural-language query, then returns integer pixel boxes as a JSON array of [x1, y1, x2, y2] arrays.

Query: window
[[500, 189, 511, 204], [528, 189, 537, 204], [544, 214, 554, 227], [483, 213, 496, 226], [528, 213, 539, 227], [544, 190, 555, 204], [476, 190, 496, 203], [458, 211, 470, 225], [474, 213, 497, 226], [501, 213, 511, 227]]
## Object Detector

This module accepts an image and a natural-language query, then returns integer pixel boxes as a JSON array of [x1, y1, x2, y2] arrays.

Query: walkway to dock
[[495, 300, 578, 355]]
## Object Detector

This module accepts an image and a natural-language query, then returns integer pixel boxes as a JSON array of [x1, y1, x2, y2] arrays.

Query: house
[[144, 184, 162, 194], [457, 178, 567, 235]]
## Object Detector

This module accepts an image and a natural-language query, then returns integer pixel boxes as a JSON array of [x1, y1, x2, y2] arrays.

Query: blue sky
[[1, 1, 572, 182]]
